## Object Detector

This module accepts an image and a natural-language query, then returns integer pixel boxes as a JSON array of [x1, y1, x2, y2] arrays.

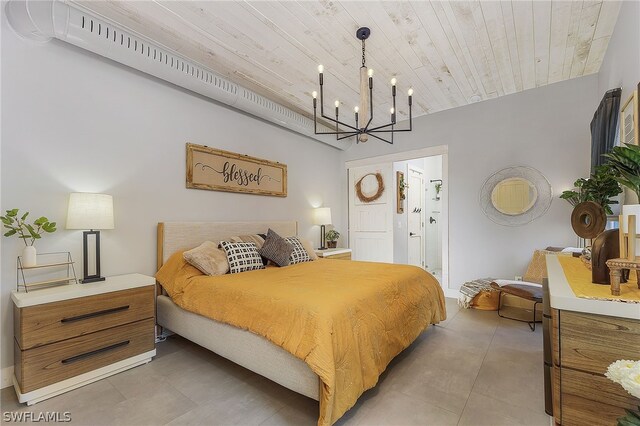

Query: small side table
[[315, 248, 352, 260], [606, 258, 640, 296]]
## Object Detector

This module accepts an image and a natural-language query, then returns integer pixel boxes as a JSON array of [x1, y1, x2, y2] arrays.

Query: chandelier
[[312, 27, 413, 145]]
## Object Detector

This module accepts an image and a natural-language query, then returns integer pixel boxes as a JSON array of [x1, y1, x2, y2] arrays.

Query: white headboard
[[156, 221, 298, 269]]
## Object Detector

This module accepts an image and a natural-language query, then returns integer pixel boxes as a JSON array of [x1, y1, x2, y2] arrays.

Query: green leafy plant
[[559, 165, 622, 214], [0, 209, 56, 246], [617, 406, 640, 426], [325, 230, 340, 242], [605, 143, 640, 201]]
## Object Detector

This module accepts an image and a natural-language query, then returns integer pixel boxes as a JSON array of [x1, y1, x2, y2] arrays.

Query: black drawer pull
[[61, 305, 130, 323], [61, 340, 130, 364]]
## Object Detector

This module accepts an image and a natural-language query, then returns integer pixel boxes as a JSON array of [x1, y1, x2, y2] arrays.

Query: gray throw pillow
[[259, 228, 294, 267]]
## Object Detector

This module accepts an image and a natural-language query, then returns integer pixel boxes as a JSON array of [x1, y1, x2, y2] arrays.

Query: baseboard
[[443, 288, 460, 299], [1, 366, 14, 389]]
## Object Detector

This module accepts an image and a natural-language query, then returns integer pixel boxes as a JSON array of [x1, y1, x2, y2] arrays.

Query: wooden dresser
[[546, 256, 640, 425], [12, 274, 156, 405]]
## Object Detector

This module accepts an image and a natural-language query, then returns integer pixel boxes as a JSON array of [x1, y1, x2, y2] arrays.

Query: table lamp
[[314, 207, 332, 250], [66, 193, 114, 283]]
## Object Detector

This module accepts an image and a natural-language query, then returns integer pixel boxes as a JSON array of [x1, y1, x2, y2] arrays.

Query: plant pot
[[22, 245, 36, 267], [326, 241, 337, 249]]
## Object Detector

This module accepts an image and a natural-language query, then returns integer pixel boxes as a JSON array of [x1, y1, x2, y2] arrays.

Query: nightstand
[[315, 248, 352, 260], [12, 274, 156, 405]]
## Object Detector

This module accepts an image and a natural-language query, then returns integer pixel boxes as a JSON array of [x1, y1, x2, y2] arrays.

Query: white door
[[407, 166, 425, 268], [348, 164, 393, 262]]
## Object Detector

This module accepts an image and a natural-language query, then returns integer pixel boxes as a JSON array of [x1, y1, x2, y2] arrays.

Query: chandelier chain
[[361, 39, 366, 68]]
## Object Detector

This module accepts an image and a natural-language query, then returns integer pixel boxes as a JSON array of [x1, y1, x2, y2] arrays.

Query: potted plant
[[605, 143, 640, 203], [560, 165, 622, 215], [605, 144, 640, 256], [325, 230, 340, 249], [1, 209, 57, 267]]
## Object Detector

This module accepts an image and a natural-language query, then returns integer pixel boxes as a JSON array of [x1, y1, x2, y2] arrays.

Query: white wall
[[342, 75, 599, 291], [0, 17, 344, 372], [598, 1, 640, 107]]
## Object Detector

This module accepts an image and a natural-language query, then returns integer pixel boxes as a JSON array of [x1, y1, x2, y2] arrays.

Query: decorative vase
[[327, 241, 337, 249], [22, 245, 36, 267]]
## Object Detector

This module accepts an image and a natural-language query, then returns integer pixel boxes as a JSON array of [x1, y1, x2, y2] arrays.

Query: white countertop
[[546, 255, 640, 320], [11, 273, 155, 307]]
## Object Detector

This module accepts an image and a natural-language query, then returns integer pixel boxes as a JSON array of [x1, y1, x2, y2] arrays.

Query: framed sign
[[186, 143, 287, 197], [621, 88, 639, 145]]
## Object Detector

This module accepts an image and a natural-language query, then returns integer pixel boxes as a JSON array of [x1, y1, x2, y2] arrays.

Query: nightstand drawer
[[14, 318, 155, 393], [326, 253, 351, 260], [15, 286, 155, 350]]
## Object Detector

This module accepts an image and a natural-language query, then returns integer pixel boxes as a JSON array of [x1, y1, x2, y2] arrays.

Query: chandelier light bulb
[[354, 106, 359, 113], [408, 88, 414, 96], [367, 69, 374, 78], [391, 77, 397, 86], [318, 64, 324, 73], [334, 100, 340, 108], [312, 91, 317, 99], [390, 107, 395, 114]]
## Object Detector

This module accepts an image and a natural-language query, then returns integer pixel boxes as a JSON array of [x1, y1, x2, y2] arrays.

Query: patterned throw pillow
[[219, 241, 265, 274], [285, 237, 311, 264], [259, 229, 294, 267], [229, 234, 268, 265]]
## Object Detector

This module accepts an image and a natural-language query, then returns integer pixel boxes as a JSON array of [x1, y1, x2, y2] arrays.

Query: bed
[[155, 221, 446, 425]]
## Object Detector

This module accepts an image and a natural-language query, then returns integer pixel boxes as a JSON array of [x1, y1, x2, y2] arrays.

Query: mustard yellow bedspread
[[156, 254, 446, 425]]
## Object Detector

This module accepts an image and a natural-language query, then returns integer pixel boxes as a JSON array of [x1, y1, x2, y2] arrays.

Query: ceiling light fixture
[[311, 27, 413, 144]]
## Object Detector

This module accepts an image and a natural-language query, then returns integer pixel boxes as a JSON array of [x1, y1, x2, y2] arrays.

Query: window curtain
[[590, 88, 621, 173]]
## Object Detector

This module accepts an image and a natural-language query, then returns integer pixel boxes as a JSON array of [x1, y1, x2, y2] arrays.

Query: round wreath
[[356, 172, 385, 203]]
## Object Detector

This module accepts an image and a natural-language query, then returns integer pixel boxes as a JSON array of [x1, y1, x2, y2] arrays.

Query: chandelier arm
[[367, 121, 395, 132], [313, 130, 358, 136], [367, 132, 393, 145], [318, 112, 359, 131], [337, 132, 359, 141], [369, 127, 413, 133]]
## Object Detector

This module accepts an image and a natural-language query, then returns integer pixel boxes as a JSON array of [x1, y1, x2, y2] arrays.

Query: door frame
[[345, 145, 451, 295], [406, 164, 425, 269]]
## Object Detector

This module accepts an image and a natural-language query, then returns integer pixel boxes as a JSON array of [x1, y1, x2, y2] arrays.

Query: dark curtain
[[590, 88, 621, 173]]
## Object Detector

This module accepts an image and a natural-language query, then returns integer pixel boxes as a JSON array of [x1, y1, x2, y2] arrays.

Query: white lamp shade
[[66, 193, 114, 230], [314, 207, 332, 225]]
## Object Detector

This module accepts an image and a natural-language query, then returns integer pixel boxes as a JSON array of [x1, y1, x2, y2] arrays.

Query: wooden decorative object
[[571, 201, 606, 239], [619, 213, 638, 261], [186, 143, 287, 197], [606, 258, 640, 296], [620, 88, 639, 145], [355, 172, 384, 203], [396, 171, 405, 214]]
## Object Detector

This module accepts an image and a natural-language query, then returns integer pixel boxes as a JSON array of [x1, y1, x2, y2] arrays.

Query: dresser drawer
[[14, 286, 155, 350], [15, 318, 155, 393], [560, 367, 640, 426], [560, 311, 640, 374]]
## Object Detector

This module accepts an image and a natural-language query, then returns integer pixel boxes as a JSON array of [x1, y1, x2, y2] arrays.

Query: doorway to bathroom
[[394, 155, 444, 283], [345, 146, 449, 293]]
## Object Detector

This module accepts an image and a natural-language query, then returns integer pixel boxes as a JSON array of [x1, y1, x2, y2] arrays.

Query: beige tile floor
[[1, 298, 551, 425]]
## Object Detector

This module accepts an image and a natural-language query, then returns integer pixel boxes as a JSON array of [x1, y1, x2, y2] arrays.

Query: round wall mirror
[[480, 166, 552, 226], [490, 177, 538, 215]]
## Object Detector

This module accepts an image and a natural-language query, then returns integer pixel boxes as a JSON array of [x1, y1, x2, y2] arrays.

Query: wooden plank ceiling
[[74, 1, 621, 124]]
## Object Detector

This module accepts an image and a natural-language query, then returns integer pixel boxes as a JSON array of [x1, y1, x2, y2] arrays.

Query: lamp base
[[81, 276, 106, 284]]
